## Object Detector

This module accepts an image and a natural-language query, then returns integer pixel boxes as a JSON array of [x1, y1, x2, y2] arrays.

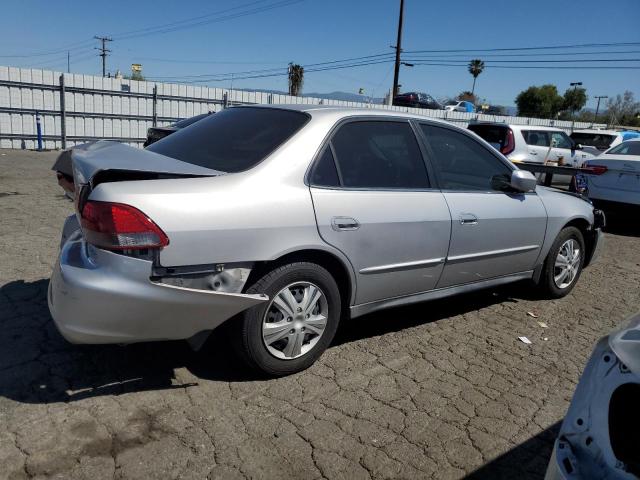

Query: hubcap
[[261, 282, 328, 360], [554, 239, 581, 289]]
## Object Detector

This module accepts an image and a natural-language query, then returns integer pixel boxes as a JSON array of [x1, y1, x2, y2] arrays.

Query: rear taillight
[[583, 165, 608, 175], [501, 128, 515, 155], [80, 201, 169, 250]]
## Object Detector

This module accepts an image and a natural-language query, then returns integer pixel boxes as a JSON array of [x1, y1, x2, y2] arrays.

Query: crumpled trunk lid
[[70, 140, 221, 187]]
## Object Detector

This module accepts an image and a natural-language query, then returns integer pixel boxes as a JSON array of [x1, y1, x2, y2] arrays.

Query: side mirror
[[510, 170, 537, 192]]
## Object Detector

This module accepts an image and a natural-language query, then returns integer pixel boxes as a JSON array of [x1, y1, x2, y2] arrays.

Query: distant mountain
[[303, 91, 385, 104], [239, 88, 385, 104]]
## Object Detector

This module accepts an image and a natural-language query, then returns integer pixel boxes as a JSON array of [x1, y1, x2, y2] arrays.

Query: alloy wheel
[[261, 282, 328, 360], [554, 239, 581, 289]]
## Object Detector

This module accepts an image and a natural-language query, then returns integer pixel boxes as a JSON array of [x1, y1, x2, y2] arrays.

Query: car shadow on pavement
[[333, 287, 519, 347], [464, 421, 561, 480], [1, 278, 530, 403], [603, 215, 640, 238]]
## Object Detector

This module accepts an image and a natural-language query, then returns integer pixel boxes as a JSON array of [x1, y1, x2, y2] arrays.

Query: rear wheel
[[232, 262, 341, 376], [538, 226, 585, 298]]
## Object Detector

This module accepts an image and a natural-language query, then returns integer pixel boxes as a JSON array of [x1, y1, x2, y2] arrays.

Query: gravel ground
[[1, 149, 639, 480]]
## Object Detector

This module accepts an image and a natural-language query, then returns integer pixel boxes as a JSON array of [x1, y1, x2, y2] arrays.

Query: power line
[[406, 50, 640, 59], [403, 58, 640, 63], [0, 39, 96, 58], [147, 58, 394, 84], [404, 41, 640, 54], [0, 0, 303, 59], [147, 52, 394, 80], [113, 0, 306, 41], [408, 62, 640, 70]]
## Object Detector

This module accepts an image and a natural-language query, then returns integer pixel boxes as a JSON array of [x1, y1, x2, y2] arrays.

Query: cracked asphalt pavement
[[1, 149, 639, 479]]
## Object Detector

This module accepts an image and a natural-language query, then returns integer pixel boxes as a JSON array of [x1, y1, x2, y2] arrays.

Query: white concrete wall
[[0, 65, 605, 150]]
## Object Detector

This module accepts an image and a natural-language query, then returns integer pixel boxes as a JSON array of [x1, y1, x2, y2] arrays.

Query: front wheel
[[232, 262, 341, 376], [538, 226, 585, 298]]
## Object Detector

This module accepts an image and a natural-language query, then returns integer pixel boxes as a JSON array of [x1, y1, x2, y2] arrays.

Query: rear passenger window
[[522, 130, 550, 147], [421, 124, 512, 191], [310, 147, 340, 187], [331, 121, 429, 189]]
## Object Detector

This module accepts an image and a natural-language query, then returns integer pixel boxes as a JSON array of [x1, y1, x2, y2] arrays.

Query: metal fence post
[[152, 85, 158, 127], [59, 74, 67, 149], [35, 111, 43, 150]]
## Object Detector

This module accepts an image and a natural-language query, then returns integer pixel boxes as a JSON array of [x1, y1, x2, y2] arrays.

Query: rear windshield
[[148, 107, 310, 173], [468, 124, 508, 149], [172, 113, 209, 128], [607, 141, 640, 155], [570, 132, 615, 150]]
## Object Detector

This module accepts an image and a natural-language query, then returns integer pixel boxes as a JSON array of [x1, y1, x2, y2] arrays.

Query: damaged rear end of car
[[48, 140, 269, 347]]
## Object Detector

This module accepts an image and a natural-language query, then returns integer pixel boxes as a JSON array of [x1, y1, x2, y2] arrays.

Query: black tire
[[538, 226, 585, 298], [232, 262, 341, 376]]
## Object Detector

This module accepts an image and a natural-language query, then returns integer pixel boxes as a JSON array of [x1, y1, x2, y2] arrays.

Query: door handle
[[331, 216, 360, 231], [459, 213, 478, 225], [529, 151, 538, 155]]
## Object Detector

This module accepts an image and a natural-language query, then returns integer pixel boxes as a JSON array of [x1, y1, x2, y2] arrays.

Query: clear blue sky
[[2, 0, 639, 107]]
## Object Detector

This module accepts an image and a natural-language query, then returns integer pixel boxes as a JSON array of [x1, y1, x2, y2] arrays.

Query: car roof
[[235, 104, 455, 126], [468, 122, 564, 132], [571, 129, 620, 135]]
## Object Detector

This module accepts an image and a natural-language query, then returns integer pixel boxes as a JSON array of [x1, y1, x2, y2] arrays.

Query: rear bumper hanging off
[[48, 224, 267, 345]]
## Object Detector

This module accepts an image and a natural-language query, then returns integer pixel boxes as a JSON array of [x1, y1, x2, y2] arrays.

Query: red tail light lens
[[501, 128, 515, 155], [80, 201, 169, 250], [583, 165, 608, 175]]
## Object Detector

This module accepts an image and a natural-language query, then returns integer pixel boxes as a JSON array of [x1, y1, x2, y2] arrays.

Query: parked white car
[[579, 139, 640, 209], [468, 123, 596, 167], [444, 100, 475, 113], [570, 129, 640, 156]]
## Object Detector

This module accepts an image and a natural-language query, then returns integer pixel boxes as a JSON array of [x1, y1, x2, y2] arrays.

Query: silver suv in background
[[468, 123, 596, 167]]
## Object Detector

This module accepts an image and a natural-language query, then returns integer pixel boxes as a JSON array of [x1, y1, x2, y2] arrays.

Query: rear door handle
[[331, 216, 360, 231], [529, 151, 538, 155], [459, 213, 478, 225]]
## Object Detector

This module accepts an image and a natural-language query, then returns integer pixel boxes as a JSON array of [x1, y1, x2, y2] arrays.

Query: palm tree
[[468, 59, 485, 96], [288, 63, 304, 96]]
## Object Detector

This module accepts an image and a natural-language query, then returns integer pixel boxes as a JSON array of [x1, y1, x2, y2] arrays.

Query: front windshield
[[607, 141, 640, 155]]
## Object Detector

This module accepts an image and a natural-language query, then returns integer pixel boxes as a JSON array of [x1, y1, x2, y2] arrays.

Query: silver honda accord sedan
[[48, 105, 605, 375]]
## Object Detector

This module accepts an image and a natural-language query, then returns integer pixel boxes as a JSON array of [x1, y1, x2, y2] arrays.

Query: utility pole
[[391, 0, 405, 101], [67, 51, 70, 73], [94, 36, 112, 77], [569, 81, 582, 133], [593, 95, 608, 125]]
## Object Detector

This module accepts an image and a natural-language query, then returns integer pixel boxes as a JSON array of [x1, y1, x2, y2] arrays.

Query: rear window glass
[[570, 132, 616, 150], [172, 113, 210, 128], [148, 107, 309, 173], [468, 124, 508, 150], [607, 141, 640, 155]]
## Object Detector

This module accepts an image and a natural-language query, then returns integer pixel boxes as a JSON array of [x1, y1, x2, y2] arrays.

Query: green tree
[[563, 87, 587, 114], [515, 84, 564, 119], [288, 63, 304, 96], [468, 59, 485, 95], [606, 91, 640, 126]]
